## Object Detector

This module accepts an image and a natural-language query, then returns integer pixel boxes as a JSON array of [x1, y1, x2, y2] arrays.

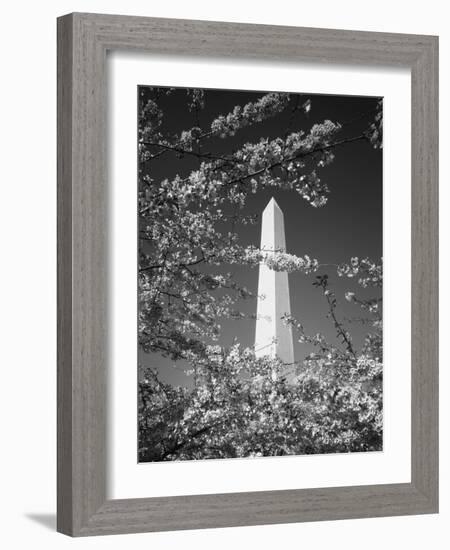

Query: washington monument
[[254, 198, 295, 365]]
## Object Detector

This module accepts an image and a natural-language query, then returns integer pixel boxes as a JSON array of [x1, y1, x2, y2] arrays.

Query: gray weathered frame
[[57, 12, 438, 537]]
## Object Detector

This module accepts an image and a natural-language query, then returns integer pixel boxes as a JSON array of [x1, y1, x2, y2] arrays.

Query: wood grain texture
[[57, 13, 74, 535], [410, 36, 439, 506], [57, 12, 439, 536]]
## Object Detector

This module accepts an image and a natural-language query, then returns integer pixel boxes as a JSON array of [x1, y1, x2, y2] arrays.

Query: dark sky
[[138, 86, 382, 386]]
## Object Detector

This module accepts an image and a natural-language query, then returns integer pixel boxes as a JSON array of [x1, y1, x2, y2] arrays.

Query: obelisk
[[254, 198, 295, 365]]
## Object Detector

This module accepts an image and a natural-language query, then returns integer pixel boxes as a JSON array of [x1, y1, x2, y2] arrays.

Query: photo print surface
[[138, 87, 383, 462]]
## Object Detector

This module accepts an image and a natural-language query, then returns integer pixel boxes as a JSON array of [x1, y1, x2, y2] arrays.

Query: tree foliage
[[138, 88, 383, 461]]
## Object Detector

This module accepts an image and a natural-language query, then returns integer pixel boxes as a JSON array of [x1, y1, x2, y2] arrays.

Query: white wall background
[[0, 1, 447, 548]]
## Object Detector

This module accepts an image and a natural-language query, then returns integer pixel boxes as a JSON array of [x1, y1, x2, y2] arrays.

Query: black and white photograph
[[137, 86, 383, 462]]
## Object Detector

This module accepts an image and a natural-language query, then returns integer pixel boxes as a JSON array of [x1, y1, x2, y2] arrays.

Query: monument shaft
[[255, 198, 295, 365]]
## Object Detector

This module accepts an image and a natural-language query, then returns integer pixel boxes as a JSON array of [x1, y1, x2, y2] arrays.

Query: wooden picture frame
[[57, 12, 438, 536]]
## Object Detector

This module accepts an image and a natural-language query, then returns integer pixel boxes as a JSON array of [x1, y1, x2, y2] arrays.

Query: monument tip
[[265, 196, 281, 211]]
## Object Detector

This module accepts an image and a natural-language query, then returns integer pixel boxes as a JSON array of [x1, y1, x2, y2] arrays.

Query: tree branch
[[314, 275, 356, 357], [226, 134, 366, 188], [141, 141, 236, 163]]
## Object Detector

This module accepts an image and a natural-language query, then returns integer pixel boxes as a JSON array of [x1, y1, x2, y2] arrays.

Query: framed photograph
[[57, 13, 438, 536]]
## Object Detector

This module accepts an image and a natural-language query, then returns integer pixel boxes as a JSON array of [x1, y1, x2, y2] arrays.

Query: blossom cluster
[[365, 99, 383, 149], [210, 92, 290, 138], [174, 92, 290, 150], [244, 248, 319, 273], [338, 257, 383, 287]]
